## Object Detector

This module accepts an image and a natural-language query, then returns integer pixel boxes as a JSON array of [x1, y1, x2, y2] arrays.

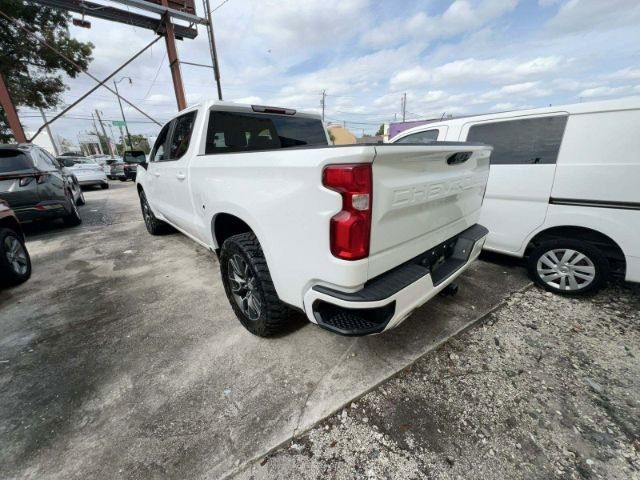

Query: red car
[[0, 199, 31, 286]]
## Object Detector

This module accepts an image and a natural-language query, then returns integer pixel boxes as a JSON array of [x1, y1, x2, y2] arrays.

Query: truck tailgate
[[368, 143, 491, 278]]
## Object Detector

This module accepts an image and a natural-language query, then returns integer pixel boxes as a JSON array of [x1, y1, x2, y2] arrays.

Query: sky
[[17, 0, 640, 144]]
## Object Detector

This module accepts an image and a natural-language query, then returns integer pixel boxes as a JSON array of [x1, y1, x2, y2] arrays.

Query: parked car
[[0, 144, 82, 226], [136, 101, 491, 337], [57, 157, 109, 189], [54, 158, 85, 206], [104, 157, 123, 179], [120, 150, 146, 181], [389, 96, 640, 295], [0, 199, 31, 286]]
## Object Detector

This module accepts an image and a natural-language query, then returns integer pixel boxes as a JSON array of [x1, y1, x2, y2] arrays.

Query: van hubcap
[[228, 254, 262, 321], [4, 236, 28, 276], [537, 248, 596, 291]]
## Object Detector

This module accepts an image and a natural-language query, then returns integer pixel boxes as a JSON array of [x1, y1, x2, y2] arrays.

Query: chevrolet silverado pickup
[[136, 101, 492, 337]]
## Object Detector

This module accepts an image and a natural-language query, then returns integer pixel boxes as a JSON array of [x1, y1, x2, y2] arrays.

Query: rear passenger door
[[153, 110, 198, 235], [461, 114, 568, 253]]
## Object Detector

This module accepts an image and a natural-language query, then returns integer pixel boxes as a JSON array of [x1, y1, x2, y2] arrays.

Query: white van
[[390, 97, 640, 294]]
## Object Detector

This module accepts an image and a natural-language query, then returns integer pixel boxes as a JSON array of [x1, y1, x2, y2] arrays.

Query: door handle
[[153, 171, 160, 177], [176, 173, 186, 180]]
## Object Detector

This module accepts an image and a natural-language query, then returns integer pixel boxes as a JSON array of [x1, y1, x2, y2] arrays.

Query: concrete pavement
[[0, 181, 530, 479]]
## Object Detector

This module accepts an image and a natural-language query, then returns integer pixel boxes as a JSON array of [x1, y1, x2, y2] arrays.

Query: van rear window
[[0, 150, 32, 173], [205, 111, 328, 154]]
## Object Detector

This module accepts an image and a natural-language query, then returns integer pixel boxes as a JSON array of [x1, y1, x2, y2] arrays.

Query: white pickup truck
[[136, 101, 492, 337]]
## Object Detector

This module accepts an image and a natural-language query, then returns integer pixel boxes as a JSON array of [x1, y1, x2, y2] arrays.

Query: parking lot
[[0, 181, 532, 479]]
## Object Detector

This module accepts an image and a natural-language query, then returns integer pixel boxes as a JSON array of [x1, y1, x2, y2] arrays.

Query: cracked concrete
[[0, 182, 530, 479]]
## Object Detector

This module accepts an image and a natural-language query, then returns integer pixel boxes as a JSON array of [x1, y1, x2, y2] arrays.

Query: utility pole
[[90, 113, 104, 154], [39, 108, 59, 155], [161, 0, 187, 110], [114, 77, 133, 149], [117, 125, 126, 154], [95, 110, 115, 158], [321, 90, 326, 122], [203, 0, 223, 100], [0, 73, 27, 143], [401, 93, 406, 122]]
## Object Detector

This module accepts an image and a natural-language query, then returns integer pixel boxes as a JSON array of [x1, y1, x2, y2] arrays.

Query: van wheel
[[528, 240, 608, 295], [0, 227, 31, 286], [220, 232, 289, 337], [101, 183, 110, 189], [63, 191, 82, 227], [139, 190, 168, 235]]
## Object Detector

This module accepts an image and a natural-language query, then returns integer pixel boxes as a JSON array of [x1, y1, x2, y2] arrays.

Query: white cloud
[[390, 56, 563, 89], [361, 0, 517, 48], [579, 85, 640, 99], [546, 0, 640, 34]]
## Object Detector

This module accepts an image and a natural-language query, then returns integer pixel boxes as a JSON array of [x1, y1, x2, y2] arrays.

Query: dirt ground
[[236, 282, 640, 480]]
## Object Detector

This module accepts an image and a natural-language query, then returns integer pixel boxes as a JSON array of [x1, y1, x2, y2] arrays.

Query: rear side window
[[205, 111, 328, 154], [467, 115, 568, 165], [169, 111, 197, 160], [0, 150, 33, 173], [395, 129, 439, 144], [151, 122, 172, 162]]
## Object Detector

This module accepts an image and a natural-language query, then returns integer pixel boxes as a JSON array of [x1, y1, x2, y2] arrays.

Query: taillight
[[322, 163, 372, 260]]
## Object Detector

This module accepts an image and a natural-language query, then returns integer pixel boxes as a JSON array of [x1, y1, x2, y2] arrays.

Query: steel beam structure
[[33, 0, 198, 39], [111, 0, 207, 25], [0, 74, 27, 143]]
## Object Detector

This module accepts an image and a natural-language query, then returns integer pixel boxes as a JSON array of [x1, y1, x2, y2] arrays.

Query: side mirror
[[139, 161, 148, 170]]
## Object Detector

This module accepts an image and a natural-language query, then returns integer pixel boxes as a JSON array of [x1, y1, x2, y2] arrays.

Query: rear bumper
[[303, 224, 488, 336], [77, 175, 108, 186]]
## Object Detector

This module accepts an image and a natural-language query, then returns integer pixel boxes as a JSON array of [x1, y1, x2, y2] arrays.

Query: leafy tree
[[129, 134, 150, 153], [375, 124, 385, 136], [0, 0, 94, 141]]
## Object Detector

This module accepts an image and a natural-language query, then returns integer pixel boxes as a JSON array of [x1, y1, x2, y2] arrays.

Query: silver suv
[[0, 144, 82, 226]]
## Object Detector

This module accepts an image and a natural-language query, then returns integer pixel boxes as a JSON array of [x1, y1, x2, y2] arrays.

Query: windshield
[[0, 150, 33, 173], [123, 151, 146, 163]]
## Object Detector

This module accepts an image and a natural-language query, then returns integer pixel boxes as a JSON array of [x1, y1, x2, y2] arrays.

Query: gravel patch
[[236, 282, 640, 480]]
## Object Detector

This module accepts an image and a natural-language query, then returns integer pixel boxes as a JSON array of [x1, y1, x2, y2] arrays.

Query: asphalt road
[[0, 181, 530, 479]]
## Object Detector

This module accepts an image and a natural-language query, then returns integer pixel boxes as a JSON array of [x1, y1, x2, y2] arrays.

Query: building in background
[[327, 123, 356, 145]]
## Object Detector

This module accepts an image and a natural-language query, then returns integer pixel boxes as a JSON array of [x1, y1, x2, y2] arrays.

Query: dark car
[[0, 144, 82, 226], [120, 150, 147, 181], [0, 199, 31, 286]]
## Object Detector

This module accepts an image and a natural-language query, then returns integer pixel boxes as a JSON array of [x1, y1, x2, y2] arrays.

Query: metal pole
[[203, 0, 223, 100], [114, 79, 133, 149], [402, 93, 406, 122], [90, 112, 104, 154], [160, 4, 187, 110], [118, 125, 126, 154], [95, 110, 115, 158], [39, 108, 59, 155], [0, 73, 27, 143], [321, 90, 326, 122]]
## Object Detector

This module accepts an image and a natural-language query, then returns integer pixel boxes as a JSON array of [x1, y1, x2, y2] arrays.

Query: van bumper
[[303, 224, 488, 336]]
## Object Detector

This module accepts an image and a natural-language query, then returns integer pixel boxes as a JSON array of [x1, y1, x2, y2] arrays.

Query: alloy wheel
[[536, 248, 596, 291], [227, 254, 262, 321], [4, 235, 28, 276]]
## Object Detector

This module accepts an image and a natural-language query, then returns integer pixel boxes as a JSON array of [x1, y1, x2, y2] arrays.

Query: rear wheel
[[63, 190, 82, 227], [220, 232, 290, 337], [101, 182, 110, 189], [0, 227, 31, 286], [528, 239, 608, 295], [119, 178, 128, 182], [139, 190, 169, 235]]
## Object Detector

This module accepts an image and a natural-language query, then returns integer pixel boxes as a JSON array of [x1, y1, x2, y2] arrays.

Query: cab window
[[395, 129, 439, 143]]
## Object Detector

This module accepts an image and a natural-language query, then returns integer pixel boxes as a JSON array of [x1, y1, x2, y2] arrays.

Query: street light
[[114, 76, 133, 150]]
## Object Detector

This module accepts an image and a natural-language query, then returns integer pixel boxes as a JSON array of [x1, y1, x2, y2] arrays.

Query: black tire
[[0, 227, 31, 287], [528, 239, 609, 295], [220, 232, 289, 337], [119, 178, 128, 182], [101, 182, 110, 189], [76, 187, 86, 206], [63, 190, 82, 227], [139, 190, 169, 235]]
